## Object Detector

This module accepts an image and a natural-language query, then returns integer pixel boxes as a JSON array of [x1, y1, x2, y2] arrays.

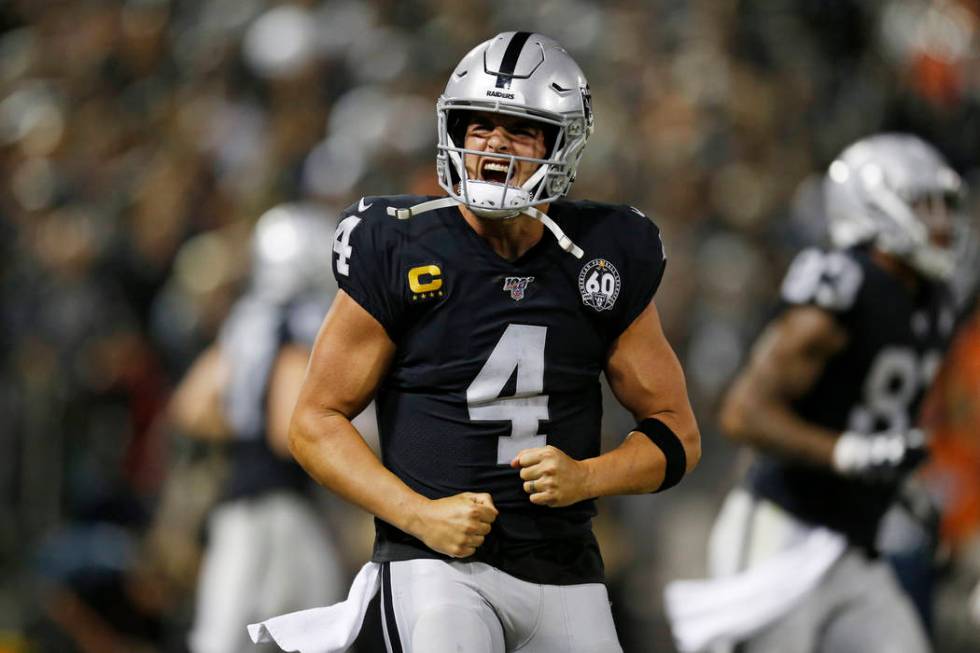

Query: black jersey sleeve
[[615, 206, 667, 334], [778, 247, 864, 324], [331, 197, 404, 338]]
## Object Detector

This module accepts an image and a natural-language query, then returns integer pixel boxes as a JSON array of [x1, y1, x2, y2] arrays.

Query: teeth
[[483, 161, 508, 172]]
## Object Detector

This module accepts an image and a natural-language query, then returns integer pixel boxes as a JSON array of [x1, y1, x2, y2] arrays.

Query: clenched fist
[[511, 445, 592, 507], [414, 492, 498, 558]]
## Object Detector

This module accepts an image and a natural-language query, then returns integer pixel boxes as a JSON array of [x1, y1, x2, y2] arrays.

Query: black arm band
[[634, 417, 686, 493]]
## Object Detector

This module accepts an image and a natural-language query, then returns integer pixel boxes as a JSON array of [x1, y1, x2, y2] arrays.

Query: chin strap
[[386, 197, 458, 220], [387, 199, 584, 259], [522, 206, 584, 258]]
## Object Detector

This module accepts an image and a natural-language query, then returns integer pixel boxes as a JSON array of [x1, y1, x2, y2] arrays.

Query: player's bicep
[[740, 306, 849, 402], [298, 289, 395, 420], [720, 305, 849, 444], [605, 299, 698, 454]]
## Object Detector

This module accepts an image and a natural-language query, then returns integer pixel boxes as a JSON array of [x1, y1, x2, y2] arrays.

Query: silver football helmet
[[250, 203, 334, 302], [437, 31, 594, 220], [825, 133, 963, 280]]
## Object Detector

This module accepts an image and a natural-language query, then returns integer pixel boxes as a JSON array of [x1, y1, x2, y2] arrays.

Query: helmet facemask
[[825, 134, 964, 281], [437, 100, 590, 220]]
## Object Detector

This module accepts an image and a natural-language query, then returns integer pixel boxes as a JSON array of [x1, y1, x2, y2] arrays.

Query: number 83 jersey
[[331, 195, 666, 584], [749, 244, 956, 551]]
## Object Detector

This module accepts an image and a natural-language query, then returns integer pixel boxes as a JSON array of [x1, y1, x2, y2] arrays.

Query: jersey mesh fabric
[[332, 195, 665, 584]]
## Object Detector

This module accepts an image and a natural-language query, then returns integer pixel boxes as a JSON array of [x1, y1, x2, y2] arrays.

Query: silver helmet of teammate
[[825, 133, 963, 280], [437, 31, 594, 220], [250, 203, 335, 302]]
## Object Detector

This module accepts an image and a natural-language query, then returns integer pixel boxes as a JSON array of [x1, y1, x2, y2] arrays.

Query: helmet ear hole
[[542, 124, 560, 158], [447, 110, 468, 148]]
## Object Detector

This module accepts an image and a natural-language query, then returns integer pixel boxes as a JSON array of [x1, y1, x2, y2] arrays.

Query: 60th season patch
[[578, 258, 621, 311]]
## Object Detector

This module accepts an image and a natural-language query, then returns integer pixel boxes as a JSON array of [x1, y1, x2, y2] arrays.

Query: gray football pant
[[739, 548, 931, 653], [187, 491, 344, 653], [381, 559, 623, 653]]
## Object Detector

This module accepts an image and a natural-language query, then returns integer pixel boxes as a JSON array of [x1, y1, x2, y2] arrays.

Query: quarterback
[[251, 31, 699, 652]]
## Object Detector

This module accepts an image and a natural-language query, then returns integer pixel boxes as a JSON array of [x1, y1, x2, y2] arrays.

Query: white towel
[[247, 562, 381, 653], [663, 528, 846, 653]]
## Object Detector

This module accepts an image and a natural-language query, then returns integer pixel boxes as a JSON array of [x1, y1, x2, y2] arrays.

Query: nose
[[486, 128, 510, 153]]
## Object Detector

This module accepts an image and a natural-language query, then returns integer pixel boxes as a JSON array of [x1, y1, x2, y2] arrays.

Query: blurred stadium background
[[1, 0, 979, 651]]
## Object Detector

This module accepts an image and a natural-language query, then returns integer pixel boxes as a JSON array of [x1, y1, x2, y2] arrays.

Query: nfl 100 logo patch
[[578, 258, 621, 311], [502, 276, 534, 301]]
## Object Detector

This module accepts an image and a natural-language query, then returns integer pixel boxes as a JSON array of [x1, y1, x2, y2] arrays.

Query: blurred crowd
[[2, 0, 980, 651]]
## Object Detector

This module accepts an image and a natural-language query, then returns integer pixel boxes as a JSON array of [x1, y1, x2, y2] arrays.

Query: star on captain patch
[[502, 276, 534, 301]]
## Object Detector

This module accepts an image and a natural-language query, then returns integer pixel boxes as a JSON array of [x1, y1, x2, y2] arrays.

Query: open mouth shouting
[[479, 157, 513, 185]]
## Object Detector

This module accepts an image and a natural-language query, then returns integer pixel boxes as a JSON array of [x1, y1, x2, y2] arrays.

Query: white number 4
[[333, 215, 362, 276], [466, 324, 549, 464]]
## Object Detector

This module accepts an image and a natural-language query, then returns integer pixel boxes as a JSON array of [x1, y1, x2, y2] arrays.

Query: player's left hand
[[511, 445, 592, 507]]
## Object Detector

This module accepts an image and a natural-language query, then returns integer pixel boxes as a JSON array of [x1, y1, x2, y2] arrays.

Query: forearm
[[581, 431, 673, 497], [289, 407, 429, 537], [170, 406, 229, 441], [721, 388, 837, 467], [168, 349, 231, 441]]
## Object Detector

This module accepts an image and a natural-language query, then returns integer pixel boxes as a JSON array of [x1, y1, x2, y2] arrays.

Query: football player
[[672, 134, 962, 653], [169, 205, 345, 653], [250, 31, 700, 652]]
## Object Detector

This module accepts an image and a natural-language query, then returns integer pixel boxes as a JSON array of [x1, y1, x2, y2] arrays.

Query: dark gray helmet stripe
[[495, 31, 533, 89]]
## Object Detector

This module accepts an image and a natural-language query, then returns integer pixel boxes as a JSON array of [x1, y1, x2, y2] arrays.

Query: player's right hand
[[415, 492, 498, 559], [831, 428, 928, 481]]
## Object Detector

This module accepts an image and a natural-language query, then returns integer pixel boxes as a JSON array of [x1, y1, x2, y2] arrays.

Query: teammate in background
[[169, 205, 344, 653], [251, 32, 699, 652], [674, 134, 961, 653]]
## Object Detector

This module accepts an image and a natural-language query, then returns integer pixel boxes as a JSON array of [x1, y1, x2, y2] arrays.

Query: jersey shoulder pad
[[780, 247, 865, 312], [339, 194, 433, 224], [607, 203, 666, 263], [563, 200, 665, 260], [334, 195, 433, 264], [332, 196, 429, 336]]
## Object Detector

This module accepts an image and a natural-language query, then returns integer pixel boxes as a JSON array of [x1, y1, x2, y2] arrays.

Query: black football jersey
[[331, 195, 666, 584], [748, 245, 956, 551], [218, 293, 328, 501]]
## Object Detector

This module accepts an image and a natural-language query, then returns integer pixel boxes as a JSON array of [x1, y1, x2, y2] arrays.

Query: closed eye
[[467, 118, 494, 134], [509, 123, 543, 139]]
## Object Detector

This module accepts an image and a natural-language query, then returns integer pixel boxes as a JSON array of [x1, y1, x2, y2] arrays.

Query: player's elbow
[[718, 382, 756, 444], [682, 422, 701, 473], [287, 401, 320, 464], [287, 400, 348, 464]]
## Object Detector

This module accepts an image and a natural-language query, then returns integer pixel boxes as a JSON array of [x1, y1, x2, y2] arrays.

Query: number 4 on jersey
[[466, 324, 550, 464], [333, 215, 362, 276]]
